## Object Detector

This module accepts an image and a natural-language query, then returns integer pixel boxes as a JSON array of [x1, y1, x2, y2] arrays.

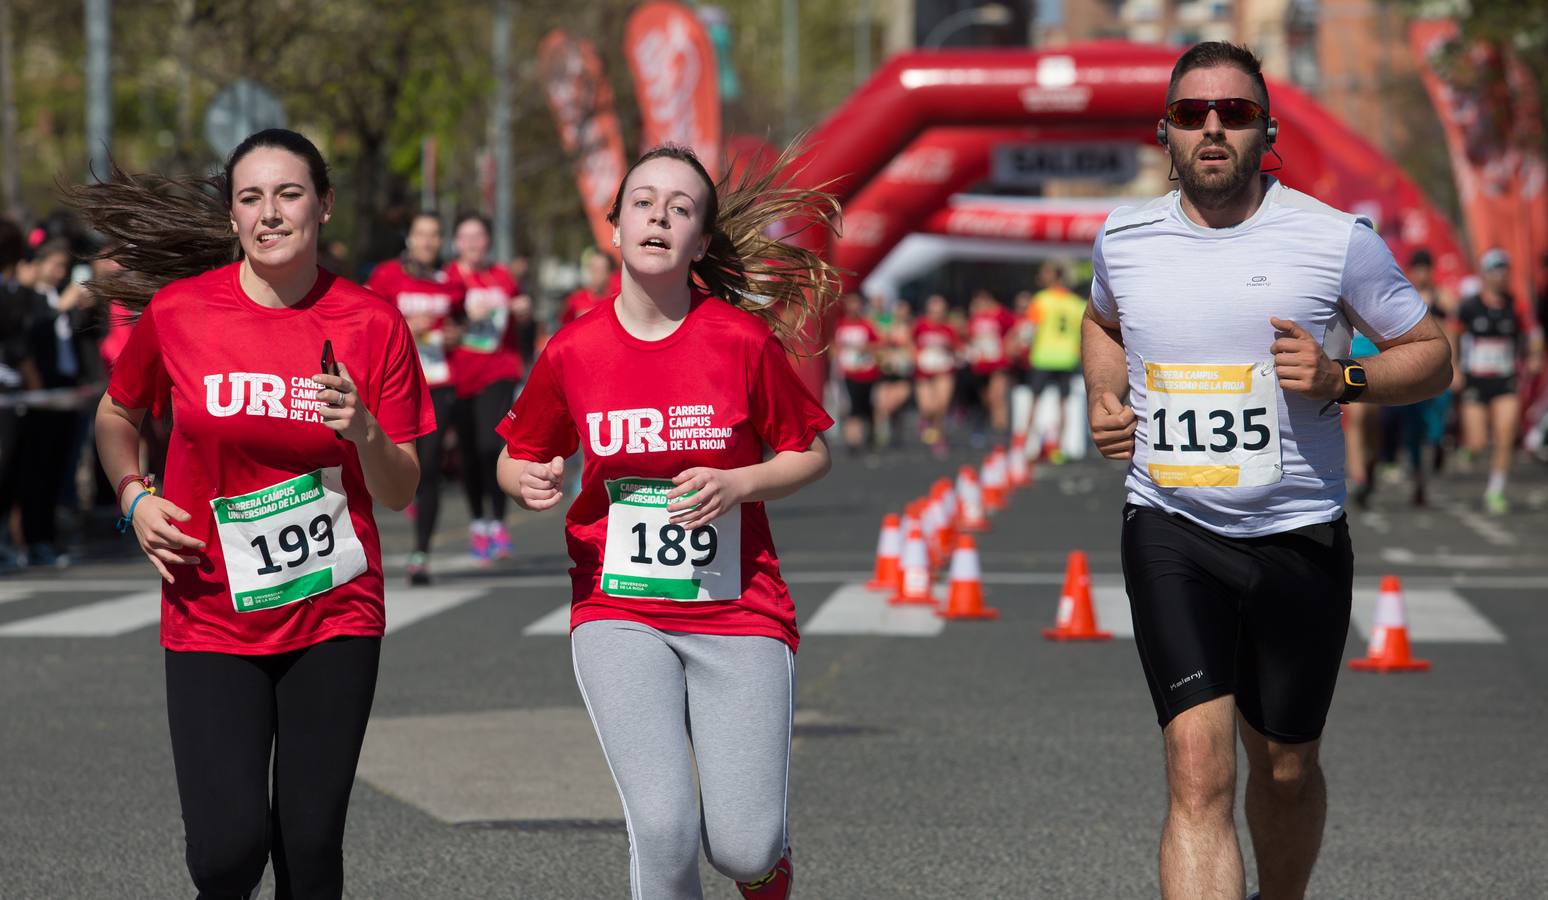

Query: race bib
[[599, 476, 741, 602], [972, 333, 1003, 363], [839, 346, 872, 373], [1465, 335, 1514, 377], [1143, 361, 1282, 488], [463, 288, 511, 354], [919, 345, 953, 373], [418, 332, 450, 383], [211, 467, 368, 612]]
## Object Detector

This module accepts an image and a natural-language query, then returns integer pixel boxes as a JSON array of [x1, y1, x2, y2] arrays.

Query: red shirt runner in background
[[107, 263, 435, 654], [366, 259, 465, 389], [913, 319, 960, 377], [833, 315, 883, 383], [560, 285, 613, 327], [967, 306, 1017, 376], [497, 293, 832, 650], [446, 261, 525, 398]]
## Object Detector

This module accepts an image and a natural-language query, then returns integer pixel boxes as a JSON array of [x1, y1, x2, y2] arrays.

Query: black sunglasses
[[1165, 98, 1267, 129]]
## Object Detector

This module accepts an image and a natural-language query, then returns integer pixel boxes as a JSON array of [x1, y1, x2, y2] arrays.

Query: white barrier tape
[[0, 383, 104, 412]]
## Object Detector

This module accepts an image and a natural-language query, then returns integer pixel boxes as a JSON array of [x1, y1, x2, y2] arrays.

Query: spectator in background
[[15, 238, 89, 566], [0, 218, 41, 573], [559, 247, 615, 327]]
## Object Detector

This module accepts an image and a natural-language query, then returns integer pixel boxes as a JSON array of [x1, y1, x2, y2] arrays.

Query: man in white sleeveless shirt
[[1083, 43, 1451, 900]]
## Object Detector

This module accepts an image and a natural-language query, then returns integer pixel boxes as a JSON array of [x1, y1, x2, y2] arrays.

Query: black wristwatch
[[1335, 359, 1367, 404]]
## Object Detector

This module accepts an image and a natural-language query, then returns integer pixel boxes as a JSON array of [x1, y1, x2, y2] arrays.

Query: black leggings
[[455, 379, 516, 522], [165, 636, 381, 900], [414, 387, 458, 554]]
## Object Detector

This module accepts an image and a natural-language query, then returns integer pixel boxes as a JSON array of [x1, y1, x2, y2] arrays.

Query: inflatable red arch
[[791, 42, 1469, 293]]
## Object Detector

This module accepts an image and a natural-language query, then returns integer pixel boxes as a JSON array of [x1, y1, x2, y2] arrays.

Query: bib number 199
[[251, 514, 337, 575], [629, 521, 717, 567]]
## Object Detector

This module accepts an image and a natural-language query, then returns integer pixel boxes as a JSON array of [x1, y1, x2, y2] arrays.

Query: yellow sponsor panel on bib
[[1145, 363, 1255, 395], [1148, 463, 1242, 487]]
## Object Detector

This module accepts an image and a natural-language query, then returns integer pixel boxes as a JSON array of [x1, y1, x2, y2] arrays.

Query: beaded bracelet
[[117, 486, 156, 534]]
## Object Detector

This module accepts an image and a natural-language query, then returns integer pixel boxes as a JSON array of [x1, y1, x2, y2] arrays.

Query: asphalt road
[[2, 442, 1546, 899]]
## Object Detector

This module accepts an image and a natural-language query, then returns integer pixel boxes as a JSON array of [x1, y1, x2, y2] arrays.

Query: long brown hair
[[606, 142, 843, 353], [59, 128, 332, 316]]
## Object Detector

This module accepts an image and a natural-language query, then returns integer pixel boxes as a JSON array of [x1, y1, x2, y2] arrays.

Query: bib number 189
[[629, 522, 717, 567]]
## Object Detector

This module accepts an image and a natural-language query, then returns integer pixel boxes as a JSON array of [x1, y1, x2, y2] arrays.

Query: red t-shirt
[[496, 293, 832, 651], [446, 262, 524, 398], [913, 320, 960, 376], [967, 308, 1016, 374], [559, 287, 612, 327], [107, 263, 435, 654], [367, 259, 465, 389], [834, 317, 882, 382]]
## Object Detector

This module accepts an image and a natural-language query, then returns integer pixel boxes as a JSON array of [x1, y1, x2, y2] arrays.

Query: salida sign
[[993, 142, 1138, 186]]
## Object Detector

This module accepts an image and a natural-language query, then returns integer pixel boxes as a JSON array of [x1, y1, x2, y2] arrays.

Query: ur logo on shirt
[[586, 408, 668, 456], [585, 405, 735, 456], [205, 372, 332, 425]]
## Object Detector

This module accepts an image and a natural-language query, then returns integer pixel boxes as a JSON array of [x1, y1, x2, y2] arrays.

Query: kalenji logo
[[586, 408, 668, 456], [1168, 670, 1205, 692]]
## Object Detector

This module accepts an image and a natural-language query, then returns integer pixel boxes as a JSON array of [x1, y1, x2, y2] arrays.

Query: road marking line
[[1092, 585, 1135, 639], [522, 603, 573, 636], [802, 583, 945, 637], [1380, 547, 1543, 569], [386, 586, 490, 634], [1445, 503, 1518, 547], [0, 590, 162, 637], [1351, 587, 1504, 643]]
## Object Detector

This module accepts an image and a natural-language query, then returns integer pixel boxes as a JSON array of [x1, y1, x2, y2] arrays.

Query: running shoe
[[736, 853, 793, 899], [1484, 490, 1509, 516], [469, 523, 492, 566], [490, 521, 514, 560], [407, 552, 431, 586]]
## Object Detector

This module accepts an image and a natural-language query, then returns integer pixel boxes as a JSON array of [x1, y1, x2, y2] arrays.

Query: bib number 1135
[[1143, 361, 1282, 489]]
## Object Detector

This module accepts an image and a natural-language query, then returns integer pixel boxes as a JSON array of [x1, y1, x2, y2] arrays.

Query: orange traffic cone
[[938, 534, 999, 620], [865, 514, 903, 591], [1042, 550, 1112, 641], [1008, 435, 1031, 488], [920, 497, 945, 569], [981, 450, 1008, 512], [890, 523, 937, 606], [1350, 575, 1431, 672], [957, 466, 989, 532]]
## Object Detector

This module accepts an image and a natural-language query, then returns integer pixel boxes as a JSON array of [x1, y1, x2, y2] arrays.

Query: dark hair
[[454, 212, 492, 234], [605, 142, 842, 352], [0, 218, 25, 271], [59, 128, 331, 315], [1409, 248, 1433, 268], [1167, 42, 1270, 111]]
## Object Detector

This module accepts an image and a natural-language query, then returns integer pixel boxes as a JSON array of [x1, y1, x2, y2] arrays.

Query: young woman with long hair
[[446, 213, 523, 563], [366, 212, 464, 584], [496, 144, 839, 900], [72, 128, 432, 900]]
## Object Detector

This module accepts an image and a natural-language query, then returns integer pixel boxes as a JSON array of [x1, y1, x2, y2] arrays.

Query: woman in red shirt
[[367, 213, 464, 584], [913, 292, 960, 455], [446, 213, 524, 564], [77, 129, 432, 899], [834, 291, 883, 454], [496, 145, 839, 900], [966, 288, 1017, 434], [559, 247, 616, 327]]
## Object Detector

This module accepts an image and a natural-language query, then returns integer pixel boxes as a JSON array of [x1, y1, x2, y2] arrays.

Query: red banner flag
[[1410, 19, 1548, 315], [624, 1, 722, 178], [539, 31, 629, 257]]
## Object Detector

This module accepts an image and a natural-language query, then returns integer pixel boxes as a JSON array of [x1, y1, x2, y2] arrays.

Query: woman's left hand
[[315, 360, 374, 444], [667, 467, 748, 530]]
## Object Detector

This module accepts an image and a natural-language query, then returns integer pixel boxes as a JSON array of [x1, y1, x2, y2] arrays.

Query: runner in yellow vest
[[1024, 268, 1086, 461]]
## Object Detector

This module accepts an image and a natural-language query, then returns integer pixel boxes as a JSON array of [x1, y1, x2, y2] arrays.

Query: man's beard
[[1172, 136, 1263, 209]]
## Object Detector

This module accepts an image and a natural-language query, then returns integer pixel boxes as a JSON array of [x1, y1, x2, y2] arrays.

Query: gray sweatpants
[[572, 619, 794, 900]]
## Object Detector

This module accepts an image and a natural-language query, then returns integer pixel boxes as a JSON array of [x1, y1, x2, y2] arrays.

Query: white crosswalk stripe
[[0, 590, 162, 637], [385, 586, 491, 634], [802, 583, 945, 636], [522, 603, 573, 636], [1351, 587, 1504, 643]]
